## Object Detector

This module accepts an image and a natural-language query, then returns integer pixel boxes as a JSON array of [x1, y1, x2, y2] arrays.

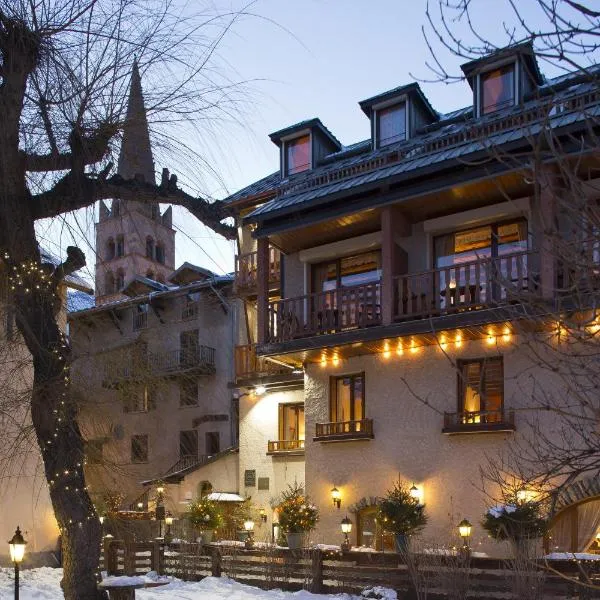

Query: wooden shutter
[[482, 357, 504, 418]]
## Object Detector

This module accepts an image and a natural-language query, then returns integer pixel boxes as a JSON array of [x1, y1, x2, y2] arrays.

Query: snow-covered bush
[[482, 500, 547, 542]]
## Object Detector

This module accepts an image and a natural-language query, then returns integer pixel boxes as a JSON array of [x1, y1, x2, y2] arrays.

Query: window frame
[[284, 133, 311, 177], [311, 250, 382, 294], [375, 101, 408, 148], [329, 372, 366, 423], [278, 402, 305, 441], [116, 235, 125, 258], [180, 379, 198, 407], [477, 61, 517, 117], [131, 434, 149, 463], [205, 431, 220, 455], [179, 429, 198, 459], [456, 357, 504, 416]]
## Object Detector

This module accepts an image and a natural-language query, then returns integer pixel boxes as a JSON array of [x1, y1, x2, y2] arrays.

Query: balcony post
[[381, 206, 410, 325], [256, 237, 270, 344], [535, 165, 558, 301]]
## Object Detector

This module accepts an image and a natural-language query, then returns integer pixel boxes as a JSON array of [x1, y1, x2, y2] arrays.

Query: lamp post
[[244, 519, 255, 549], [340, 516, 352, 552], [165, 513, 174, 544], [458, 518, 472, 559], [8, 526, 27, 600], [331, 487, 341, 509]]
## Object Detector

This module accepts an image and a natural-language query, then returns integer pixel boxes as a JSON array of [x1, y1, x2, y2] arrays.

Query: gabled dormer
[[359, 83, 438, 149], [269, 118, 342, 178], [461, 42, 544, 118]]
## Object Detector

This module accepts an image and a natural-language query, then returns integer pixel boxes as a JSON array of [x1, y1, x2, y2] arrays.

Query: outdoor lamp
[[409, 484, 422, 503], [458, 518, 472, 540], [259, 507, 267, 523], [340, 516, 352, 553], [331, 486, 341, 509], [9, 526, 27, 600], [165, 514, 174, 527], [244, 519, 255, 549], [156, 484, 165, 495], [99, 515, 105, 525], [137, 501, 144, 511], [255, 385, 266, 396]]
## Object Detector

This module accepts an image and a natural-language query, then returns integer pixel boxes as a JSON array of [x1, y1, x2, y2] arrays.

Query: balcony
[[234, 344, 299, 384], [267, 439, 305, 455], [133, 311, 148, 331], [235, 247, 281, 295], [442, 409, 515, 435], [314, 418, 374, 442], [103, 346, 216, 386], [265, 251, 534, 344], [181, 302, 199, 321]]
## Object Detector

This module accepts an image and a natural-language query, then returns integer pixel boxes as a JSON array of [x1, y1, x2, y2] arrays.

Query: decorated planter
[[286, 532, 304, 550]]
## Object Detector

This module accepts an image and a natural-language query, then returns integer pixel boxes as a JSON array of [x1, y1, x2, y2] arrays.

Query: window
[[285, 134, 310, 176], [85, 440, 104, 465], [146, 236, 154, 259], [155, 243, 165, 264], [180, 329, 199, 366], [376, 102, 406, 147], [106, 238, 115, 260], [279, 403, 305, 442], [330, 373, 365, 423], [116, 235, 125, 257], [457, 357, 504, 422], [116, 269, 125, 291], [179, 430, 198, 459], [121, 384, 155, 413], [133, 303, 148, 330], [312, 251, 382, 293], [480, 64, 515, 115], [205, 431, 220, 455], [105, 271, 115, 295], [180, 380, 198, 407], [131, 434, 148, 463]]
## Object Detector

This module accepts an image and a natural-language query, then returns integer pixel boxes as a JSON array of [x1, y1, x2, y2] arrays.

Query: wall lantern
[[259, 507, 267, 523], [458, 518, 472, 542], [409, 484, 423, 504], [340, 516, 352, 552], [156, 484, 165, 495], [516, 489, 536, 503], [9, 526, 27, 600], [255, 385, 266, 396], [137, 502, 144, 511], [331, 487, 341, 509], [165, 514, 174, 527]]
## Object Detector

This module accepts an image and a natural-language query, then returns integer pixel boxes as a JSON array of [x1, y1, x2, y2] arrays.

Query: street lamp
[[244, 519, 255, 549], [259, 507, 267, 523], [458, 518, 472, 558], [8, 526, 27, 600], [340, 516, 352, 552], [165, 513, 174, 543], [331, 487, 341, 509]]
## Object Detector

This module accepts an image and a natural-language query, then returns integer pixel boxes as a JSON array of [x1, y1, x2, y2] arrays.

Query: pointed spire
[[117, 59, 155, 184]]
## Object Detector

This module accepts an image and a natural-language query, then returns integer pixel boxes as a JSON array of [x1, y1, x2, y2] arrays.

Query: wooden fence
[[102, 539, 600, 598]]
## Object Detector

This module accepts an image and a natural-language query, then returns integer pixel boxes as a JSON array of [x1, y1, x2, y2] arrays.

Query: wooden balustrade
[[314, 418, 374, 441], [442, 409, 516, 434], [235, 247, 281, 293], [267, 439, 305, 453], [234, 344, 290, 380]]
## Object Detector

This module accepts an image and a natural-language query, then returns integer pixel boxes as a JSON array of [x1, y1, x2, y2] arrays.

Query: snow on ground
[[0, 568, 393, 600]]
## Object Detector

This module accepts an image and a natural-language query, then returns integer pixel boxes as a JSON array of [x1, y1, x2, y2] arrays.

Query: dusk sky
[[36, 1, 584, 284]]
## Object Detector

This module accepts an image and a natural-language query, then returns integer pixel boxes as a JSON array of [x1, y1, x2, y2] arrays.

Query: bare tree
[[0, 1, 248, 597]]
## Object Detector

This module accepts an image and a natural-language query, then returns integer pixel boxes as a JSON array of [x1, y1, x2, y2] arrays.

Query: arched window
[[116, 235, 125, 257], [106, 238, 115, 261], [155, 243, 165, 264], [105, 271, 115, 295], [145, 236, 154, 259], [116, 269, 125, 291]]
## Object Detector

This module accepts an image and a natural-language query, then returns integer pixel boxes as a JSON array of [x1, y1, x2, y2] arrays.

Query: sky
[[35, 0, 585, 287]]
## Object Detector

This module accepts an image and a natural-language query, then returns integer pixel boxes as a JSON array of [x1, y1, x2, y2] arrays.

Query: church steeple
[[117, 59, 155, 184]]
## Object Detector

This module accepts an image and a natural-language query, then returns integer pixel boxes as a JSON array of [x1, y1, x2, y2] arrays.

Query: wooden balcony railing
[[267, 439, 305, 454], [267, 281, 381, 343], [235, 247, 281, 293], [442, 409, 516, 434], [133, 311, 148, 330], [314, 418, 374, 442], [181, 302, 199, 321], [394, 250, 535, 321], [235, 344, 292, 381]]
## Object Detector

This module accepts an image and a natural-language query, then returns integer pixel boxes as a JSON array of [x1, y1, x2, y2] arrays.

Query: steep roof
[[117, 60, 155, 184]]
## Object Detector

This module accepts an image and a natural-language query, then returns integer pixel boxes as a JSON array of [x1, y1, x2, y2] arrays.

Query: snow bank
[[545, 552, 600, 561]]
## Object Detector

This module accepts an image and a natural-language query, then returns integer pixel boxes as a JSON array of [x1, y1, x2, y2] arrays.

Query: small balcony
[[267, 439, 305, 455], [181, 302, 199, 321], [234, 344, 299, 384], [442, 409, 516, 435], [314, 418, 374, 442], [235, 246, 281, 296]]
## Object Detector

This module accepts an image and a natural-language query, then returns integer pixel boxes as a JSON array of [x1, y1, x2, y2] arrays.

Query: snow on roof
[[206, 492, 245, 502]]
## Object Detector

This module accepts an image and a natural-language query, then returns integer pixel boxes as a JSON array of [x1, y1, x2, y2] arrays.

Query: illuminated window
[[481, 64, 515, 115], [376, 102, 406, 147], [330, 373, 365, 423], [285, 135, 310, 176], [457, 358, 504, 423], [279, 403, 305, 442]]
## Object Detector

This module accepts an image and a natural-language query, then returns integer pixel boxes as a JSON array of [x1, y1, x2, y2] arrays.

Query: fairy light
[[320, 355, 327, 367], [502, 327, 511, 342], [439, 334, 447, 351], [487, 329, 495, 345], [410, 339, 418, 354], [396, 341, 404, 356], [382, 342, 391, 359], [455, 333, 462, 348], [332, 354, 340, 366]]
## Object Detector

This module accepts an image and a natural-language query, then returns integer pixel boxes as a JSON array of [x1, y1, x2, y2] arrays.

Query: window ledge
[[442, 423, 516, 435], [313, 432, 374, 443]]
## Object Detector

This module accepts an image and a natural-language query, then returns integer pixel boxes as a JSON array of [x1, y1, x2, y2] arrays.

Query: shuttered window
[[457, 357, 504, 423]]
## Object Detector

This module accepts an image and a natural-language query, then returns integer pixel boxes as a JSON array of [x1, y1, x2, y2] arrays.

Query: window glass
[[179, 430, 198, 458], [312, 251, 382, 293], [106, 239, 115, 260], [377, 103, 406, 147], [116, 235, 124, 257], [481, 65, 515, 114], [206, 432, 220, 454], [332, 374, 364, 422], [286, 135, 310, 175], [131, 435, 148, 463], [458, 358, 503, 423], [279, 404, 305, 441]]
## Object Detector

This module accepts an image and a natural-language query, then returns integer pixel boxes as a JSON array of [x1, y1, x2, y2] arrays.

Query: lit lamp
[[9, 526, 27, 600], [340, 516, 352, 552], [259, 507, 267, 523], [331, 487, 341, 509], [255, 385, 266, 396], [137, 501, 144, 512], [458, 518, 472, 557], [244, 519, 255, 549], [165, 513, 174, 543], [156, 484, 165, 496], [409, 484, 423, 504]]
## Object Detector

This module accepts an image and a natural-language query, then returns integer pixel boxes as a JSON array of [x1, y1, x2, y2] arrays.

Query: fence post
[[105, 538, 118, 576], [310, 549, 323, 593], [211, 547, 222, 577], [124, 542, 135, 576], [152, 540, 163, 575]]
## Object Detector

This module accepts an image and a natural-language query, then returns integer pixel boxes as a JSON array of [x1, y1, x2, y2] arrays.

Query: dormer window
[[480, 64, 515, 115], [285, 134, 311, 176], [376, 102, 406, 148]]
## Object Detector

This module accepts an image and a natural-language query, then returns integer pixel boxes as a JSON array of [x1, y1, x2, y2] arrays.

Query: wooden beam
[[256, 238, 270, 344]]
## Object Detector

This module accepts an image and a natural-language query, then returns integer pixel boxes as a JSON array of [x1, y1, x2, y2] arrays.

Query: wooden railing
[[442, 409, 516, 434], [314, 418, 374, 441], [394, 251, 535, 321], [181, 302, 199, 321], [133, 311, 148, 330], [234, 344, 292, 380], [235, 247, 281, 293], [267, 282, 381, 343], [267, 439, 305, 453]]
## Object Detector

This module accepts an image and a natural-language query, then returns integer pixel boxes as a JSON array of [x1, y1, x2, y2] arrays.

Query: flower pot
[[395, 533, 409, 555], [201, 530, 214, 544], [286, 532, 304, 550]]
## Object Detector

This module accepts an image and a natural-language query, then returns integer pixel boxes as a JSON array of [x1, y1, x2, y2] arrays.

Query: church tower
[[95, 61, 175, 304]]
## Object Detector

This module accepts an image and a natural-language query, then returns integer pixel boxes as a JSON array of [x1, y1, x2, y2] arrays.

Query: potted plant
[[188, 497, 223, 544], [482, 498, 548, 558], [377, 480, 427, 554], [231, 497, 254, 542], [275, 483, 319, 550]]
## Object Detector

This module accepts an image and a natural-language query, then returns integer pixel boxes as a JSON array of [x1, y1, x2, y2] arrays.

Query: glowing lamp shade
[[516, 489, 536, 503], [340, 516, 352, 534], [99, 515, 105, 525], [8, 527, 27, 563], [255, 385, 266, 396], [458, 518, 472, 539], [331, 486, 341, 509], [165, 514, 174, 526], [409, 484, 423, 503], [156, 485, 165, 495], [244, 519, 255, 532]]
